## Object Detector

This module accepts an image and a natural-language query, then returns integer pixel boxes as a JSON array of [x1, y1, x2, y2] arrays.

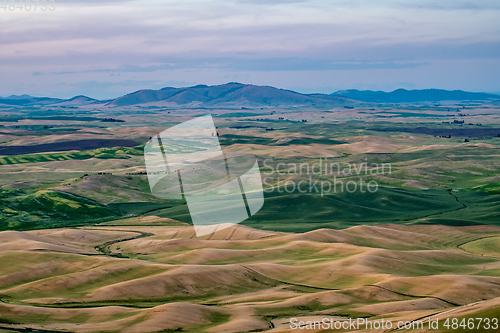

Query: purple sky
[[1, 0, 500, 99]]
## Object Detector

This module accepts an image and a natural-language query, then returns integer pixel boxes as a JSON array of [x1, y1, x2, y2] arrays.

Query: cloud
[[1, 0, 499, 96], [393, 0, 500, 10], [31, 58, 426, 76], [236, 0, 310, 4], [2, 0, 499, 58], [48, 79, 167, 99]]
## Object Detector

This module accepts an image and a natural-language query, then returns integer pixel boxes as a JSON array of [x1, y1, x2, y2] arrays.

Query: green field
[[0, 189, 126, 230], [0, 146, 144, 165], [461, 236, 500, 257], [144, 186, 500, 232]]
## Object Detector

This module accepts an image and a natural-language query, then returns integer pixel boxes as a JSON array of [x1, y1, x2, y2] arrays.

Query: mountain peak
[[106, 82, 345, 107], [67, 95, 96, 101], [6, 94, 35, 100]]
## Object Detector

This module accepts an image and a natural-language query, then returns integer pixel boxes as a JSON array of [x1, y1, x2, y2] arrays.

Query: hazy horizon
[[1, 83, 500, 101]]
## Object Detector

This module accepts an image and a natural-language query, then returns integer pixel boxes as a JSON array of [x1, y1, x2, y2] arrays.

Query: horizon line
[[2, 83, 500, 101]]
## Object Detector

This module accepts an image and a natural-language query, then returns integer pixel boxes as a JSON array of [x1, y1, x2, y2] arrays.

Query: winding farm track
[[401, 188, 468, 223], [91, 228, 154, 258], [239, 265, 339, 292], [367, 284, 459, 307], [457, 235, 500, 258], [0, 327, 67, 333]]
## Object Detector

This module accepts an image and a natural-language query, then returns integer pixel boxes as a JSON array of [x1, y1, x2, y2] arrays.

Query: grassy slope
[[148, 186, 500, 232], [0, 189, 126, 230], [0, 146, 144, 165]]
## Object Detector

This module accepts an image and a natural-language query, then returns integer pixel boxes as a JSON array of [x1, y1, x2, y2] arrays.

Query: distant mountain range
[[107, 83, 349, 107], [1, 83, 499, 108], [332, 89, 500, 103]]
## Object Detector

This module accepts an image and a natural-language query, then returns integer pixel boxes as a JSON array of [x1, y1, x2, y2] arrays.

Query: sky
[[1, 0, 500, 99]]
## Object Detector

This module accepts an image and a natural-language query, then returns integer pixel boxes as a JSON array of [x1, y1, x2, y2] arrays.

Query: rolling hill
[[0, 223, 499, 332], [0, 96, 63, 106], [0, 189, 126, 231], [106, 82, 348, 107]]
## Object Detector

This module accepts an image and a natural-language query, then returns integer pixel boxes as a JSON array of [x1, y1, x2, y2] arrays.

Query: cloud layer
[[1, 0, 499, 98]]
